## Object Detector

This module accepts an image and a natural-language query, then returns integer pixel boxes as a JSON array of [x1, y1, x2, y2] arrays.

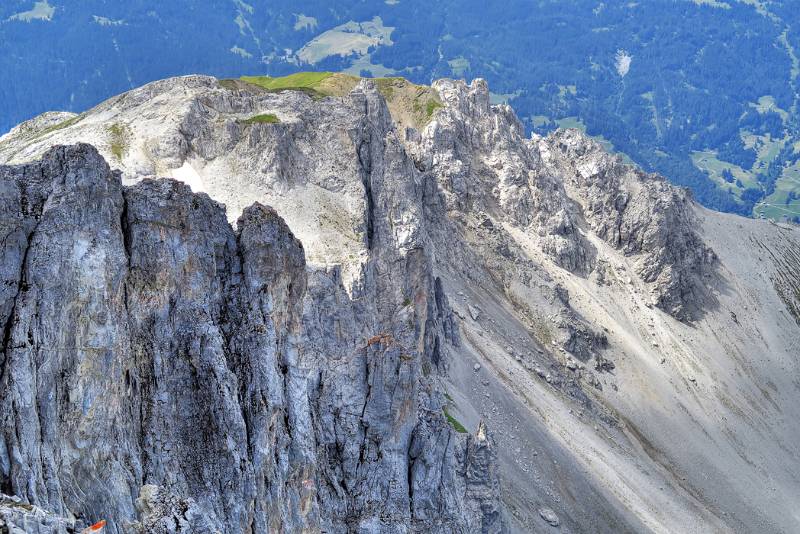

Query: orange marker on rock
[[82, 519, 107, 533]]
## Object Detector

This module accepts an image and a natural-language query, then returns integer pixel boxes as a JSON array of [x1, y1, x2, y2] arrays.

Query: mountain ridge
[[1, 74, 799, 533], [4, 1, 800, 219]]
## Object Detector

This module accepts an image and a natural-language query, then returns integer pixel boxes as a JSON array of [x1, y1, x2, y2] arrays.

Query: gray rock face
[[539, 129, 717, 321], [0, 143, 500, 532], [404, 81, 716, 322], [409, 79, 595, 276], [0, 494, 74, 534], [404, 79, 608, 367], [130, 485, 219, 534]]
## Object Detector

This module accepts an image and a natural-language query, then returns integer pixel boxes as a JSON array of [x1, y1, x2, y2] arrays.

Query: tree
[[741, 187, 764, 203], [722, 168, 734, 183]]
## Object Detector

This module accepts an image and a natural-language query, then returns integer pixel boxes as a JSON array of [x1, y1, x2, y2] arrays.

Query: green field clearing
[[755, 160, 800, 219], [693, 125, 800, 218], [530, 115, 550, 127], [691, 150, 758, 198], [750, 95, 789, 122]]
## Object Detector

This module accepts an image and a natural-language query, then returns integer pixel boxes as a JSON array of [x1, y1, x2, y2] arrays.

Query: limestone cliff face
[[410, 79, 595, 277], [405, 78, 715, 323], [0, 143, 501, 533], [538, 129, 717, 321]]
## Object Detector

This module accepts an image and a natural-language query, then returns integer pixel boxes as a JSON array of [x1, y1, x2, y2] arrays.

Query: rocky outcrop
[[0, 143, 500, 533], [408, 79, 595, 276], [405, 80, 607, 365], [538, 129, 717, 321], [128, 485, 219, 533], [0, 493, 74, 534], [404, 82, 718, 323]]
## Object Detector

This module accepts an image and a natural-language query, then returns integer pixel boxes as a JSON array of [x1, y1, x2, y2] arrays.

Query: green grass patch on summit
[[44, 114, 83, 135], [231, 71, 444, 130], [425, 99, 443, 119], [241, 71, 333, 90], [239, 72, 337, 98], [21, 113, 85, 143], [374, 76, 401, 98]]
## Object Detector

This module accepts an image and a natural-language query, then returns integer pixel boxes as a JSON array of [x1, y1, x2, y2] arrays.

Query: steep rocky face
[[0, 143, 500, 533], [406, 79, 609, 369], [537, 129, 717, 321], [409, 79, 595, 276], [401, 78, 717, 323]]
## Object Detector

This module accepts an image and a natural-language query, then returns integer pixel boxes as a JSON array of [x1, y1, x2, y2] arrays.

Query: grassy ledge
[[106, 122, 130, 161], [443, 407, 468, 433], [15, 113, 86, 144], [241, 113, 280, 125], [44, 114, 83, 135], [425, 99, 443, 119], [241, 72, 334, 91]]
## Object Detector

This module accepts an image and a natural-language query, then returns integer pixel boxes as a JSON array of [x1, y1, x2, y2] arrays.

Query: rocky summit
[[1, 75, 799, 534]]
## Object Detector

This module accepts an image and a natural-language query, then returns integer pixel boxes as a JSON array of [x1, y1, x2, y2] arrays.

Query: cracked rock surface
[[0, 144, 500, 533]]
